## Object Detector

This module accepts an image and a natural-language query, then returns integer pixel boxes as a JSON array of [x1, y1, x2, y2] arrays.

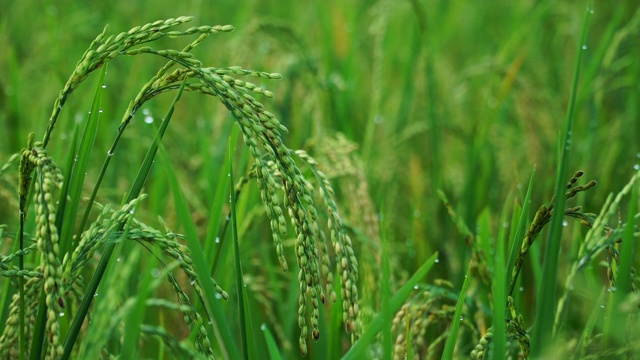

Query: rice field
[[1, 1, 639, 359]]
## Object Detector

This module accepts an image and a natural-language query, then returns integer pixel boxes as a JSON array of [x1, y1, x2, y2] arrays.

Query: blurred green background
[[1, 0, 639, 358]]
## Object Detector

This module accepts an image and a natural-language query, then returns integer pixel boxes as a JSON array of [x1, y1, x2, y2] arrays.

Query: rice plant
[[1, 1, 639, 359], [0, 17, 359, 359]]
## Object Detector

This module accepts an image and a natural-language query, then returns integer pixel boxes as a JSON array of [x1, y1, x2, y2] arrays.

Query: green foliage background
[[1, 0, 639, 358]]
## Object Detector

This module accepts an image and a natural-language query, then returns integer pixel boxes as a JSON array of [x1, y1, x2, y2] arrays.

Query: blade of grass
[[158, 131, 240, 359], [492, 195, 511, 360], [262, 324, 283, 360], [442, 262, 473, 360], [342, 252, 438, 360], [208, 125, 240, 275], [228, 136, 255, 360], [55, 122, 79, 246], [507, 167, 535, 295], [61, 80, 187, 360], [531, 1, 592, 355], [58, 64, 107, 256], [379, 199, 392, 360]]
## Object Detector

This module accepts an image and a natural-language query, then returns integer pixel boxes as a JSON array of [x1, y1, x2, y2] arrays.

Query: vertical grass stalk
[[531, 1, 593, 355]]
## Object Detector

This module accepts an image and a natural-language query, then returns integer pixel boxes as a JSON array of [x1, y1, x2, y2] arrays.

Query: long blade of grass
[[61, 80, 187, 360], [58, 65, 107, 256], [341, 252, 438, 360], [55, 122, 79, 244], [208, 125, 240, 274], [492, 195, 511, 360], [507, 167, 535, 295], [158, 133, 240, 359], [531, 1, 592, 355], [228, 136, 255, 360], [442, 263, 473, 360]]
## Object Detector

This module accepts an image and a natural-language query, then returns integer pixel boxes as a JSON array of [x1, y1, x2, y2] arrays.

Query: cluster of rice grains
[[0, 138, 65, 358], [1, 17, 359, 358]]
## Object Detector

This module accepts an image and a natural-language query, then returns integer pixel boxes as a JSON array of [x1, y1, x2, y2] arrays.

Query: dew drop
[[633, 164, 639, 170], [374, 114, 384, 124], [502, 221, 509, 228], [101, 83, 107, 89], [93, 293, 98, 297], [260, 323, 266, 331], [190, 280, 195, 285], [519, 286, 524, 292], [460, 316, 464, 321], [435, 258, 440, 263], [215, 293, 222, 299], [600, 304, 605, 309], [144, 116, 154, 124], [413, 285, 419, 290], [107, 150, 114, 156], [562, 220, 568, 227], [151, 268, 161, 278], [59, 312, 65, 317], [582, 45, 587, 50], [98, 108, 103, 113], [215, 237, 221, 244], [116, 257, 121, 262]]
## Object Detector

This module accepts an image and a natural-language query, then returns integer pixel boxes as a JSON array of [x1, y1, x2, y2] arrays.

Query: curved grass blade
[[262, 324, 283, 360], [342, 252, 438, 360]]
